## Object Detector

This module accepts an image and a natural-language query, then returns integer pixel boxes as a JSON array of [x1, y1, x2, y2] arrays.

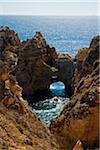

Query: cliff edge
[[49, 36, 99, 150]]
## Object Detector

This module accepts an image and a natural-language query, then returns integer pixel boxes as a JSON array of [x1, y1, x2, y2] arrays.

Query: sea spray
[[32, 96, 69, 124]]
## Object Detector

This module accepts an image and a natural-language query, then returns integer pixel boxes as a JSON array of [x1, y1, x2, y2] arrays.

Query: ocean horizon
[[0, 15, 99, 56]]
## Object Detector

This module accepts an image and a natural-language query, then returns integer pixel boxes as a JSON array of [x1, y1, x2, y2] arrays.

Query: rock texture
[[0, 60, 60, 150], [49, 36, 100, 150], [56, 52, 74, 96], [72, 140, 84, 150], [13, 32, 58, 96], [15, 32, 74, 96], [0, 26, 99, 150], [1, 46, 19, 71], [0, 26, 74, 97], [0, 26, 20, 54], [73, 36, 99, 90]]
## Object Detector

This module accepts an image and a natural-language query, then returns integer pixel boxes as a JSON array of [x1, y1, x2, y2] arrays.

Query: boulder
[[49, 36, 99, 150]]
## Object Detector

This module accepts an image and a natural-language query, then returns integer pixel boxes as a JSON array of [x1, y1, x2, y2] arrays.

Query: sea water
[[0, 16, 99, 123], [0, 16, 99, 57], [31, 96, 69, 124]]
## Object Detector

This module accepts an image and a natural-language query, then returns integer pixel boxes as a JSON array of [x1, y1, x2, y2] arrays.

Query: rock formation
[[72, 140, 84, 150], [0, 60, 60, 150], [73, 36, 99, 87], [49, 36, 99, 150], [13, 32, 58, 96], [0, 26, 20, 54], [0, 26, 99, 150], [56, 52, 74, 96], [0, 26, 74, 97]]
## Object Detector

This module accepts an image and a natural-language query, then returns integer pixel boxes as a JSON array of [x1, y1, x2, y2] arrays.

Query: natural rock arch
[[14, 52, 74, 98], [0, 26, 74, 99]]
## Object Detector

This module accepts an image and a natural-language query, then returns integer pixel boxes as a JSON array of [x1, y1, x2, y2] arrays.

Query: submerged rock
[[49, 36, 99, 150], [0, 60, 60, 150]]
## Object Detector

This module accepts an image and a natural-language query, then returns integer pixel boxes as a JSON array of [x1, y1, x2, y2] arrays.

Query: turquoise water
[[50, 81, 65, 97], [26, 81, 68, 124], [32, 96, 69, 124], [0, 16, 99, 123], [31, 81, 67, 124]]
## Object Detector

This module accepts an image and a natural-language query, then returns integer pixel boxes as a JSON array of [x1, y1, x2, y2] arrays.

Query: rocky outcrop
[[0, 26, 20, 54], [0, 27, 74, 97], [13, 32, 59, 96], [56, 53, 74, 96], [0, 26, 99, 150], [49, 36, 99, 150], [72, 36, 99, 90], [0, 60, 60, 150], [1, 46, 19, 71]]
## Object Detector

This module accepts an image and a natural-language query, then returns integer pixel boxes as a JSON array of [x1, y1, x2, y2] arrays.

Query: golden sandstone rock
[[0, 60, 59, 150], [72, 140, 84, 150], [0, 26, 74, 97], [0, 26, 99, 150], [49, 36, 99, 150]]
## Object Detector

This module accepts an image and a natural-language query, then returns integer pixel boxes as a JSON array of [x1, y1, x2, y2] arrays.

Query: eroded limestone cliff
[[0, 26, 99, 150], [49, 36, 100, 150], [0, 26, 74, 97], [0, 60, 60, 150]]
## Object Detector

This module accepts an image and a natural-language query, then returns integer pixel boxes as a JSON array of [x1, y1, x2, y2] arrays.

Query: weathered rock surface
[[0, 26, 99, 150], [73, 36, 99, 90], [13, 32, 59, 96], [1, 46, 19, 71], [17, 33, 74, 96], [56, 52, 74, 96], [0, 27, 74, 97], [49, 36, 99, 150], [0, 26, 20, 54], [0, 60, 60, 150], [72, 140, 84, 150]]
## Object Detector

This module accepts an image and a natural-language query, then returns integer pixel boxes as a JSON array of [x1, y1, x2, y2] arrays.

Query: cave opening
[[26, 76, 67, 103]]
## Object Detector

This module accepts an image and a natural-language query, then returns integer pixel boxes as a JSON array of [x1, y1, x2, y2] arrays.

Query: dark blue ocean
[[0, 15, 99, 123], [0, 16, 99, 57]]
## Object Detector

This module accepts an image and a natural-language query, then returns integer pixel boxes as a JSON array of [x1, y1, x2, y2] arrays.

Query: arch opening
[[27, 77, 68, 124], [49, 81, 66, 97]]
